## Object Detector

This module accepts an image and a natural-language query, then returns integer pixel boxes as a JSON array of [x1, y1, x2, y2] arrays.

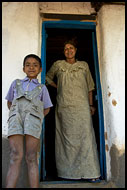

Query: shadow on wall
[[2, 135, 30, 188], [110, 143, 125, 188]]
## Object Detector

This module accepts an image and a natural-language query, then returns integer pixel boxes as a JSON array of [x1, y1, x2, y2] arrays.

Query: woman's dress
[[46, 60, 100, 179]]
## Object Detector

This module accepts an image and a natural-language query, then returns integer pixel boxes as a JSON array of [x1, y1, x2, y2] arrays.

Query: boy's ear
[[23, 67, 25, 73]]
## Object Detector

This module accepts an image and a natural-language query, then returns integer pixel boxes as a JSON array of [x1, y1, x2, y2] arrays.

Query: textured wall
[[110, 144, 125, 188], [98, 4, 125, 150], [2, 2, 41, 135], [97, 4, 125, 184], [2, 2, 125, 187], [39, 2, 96, 15]]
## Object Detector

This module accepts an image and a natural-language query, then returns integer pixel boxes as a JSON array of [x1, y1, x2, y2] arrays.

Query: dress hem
[[58, 175, 101, 180]]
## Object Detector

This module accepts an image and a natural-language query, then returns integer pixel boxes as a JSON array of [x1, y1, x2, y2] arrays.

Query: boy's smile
[[23, 57, 42, 79]]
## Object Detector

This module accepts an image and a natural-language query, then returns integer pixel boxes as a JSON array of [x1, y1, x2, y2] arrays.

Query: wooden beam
[[42, 18, 97, 23]]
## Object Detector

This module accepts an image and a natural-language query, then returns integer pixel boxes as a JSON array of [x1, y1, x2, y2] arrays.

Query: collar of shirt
[[22, 76, 39, 84]]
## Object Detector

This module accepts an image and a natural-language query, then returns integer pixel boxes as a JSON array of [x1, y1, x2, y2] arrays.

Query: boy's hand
[[7, 101, 12, 110], [44, 108, 50, 116]]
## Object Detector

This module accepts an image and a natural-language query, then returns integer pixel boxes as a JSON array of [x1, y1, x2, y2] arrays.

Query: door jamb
[[39, 20, 107, 181]]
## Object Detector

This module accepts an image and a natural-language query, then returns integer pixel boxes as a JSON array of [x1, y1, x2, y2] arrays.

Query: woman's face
[[64, 43, 77, 60]]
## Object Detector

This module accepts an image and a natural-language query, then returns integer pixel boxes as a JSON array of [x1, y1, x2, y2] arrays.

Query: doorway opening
[[40, 21, 106, 182]]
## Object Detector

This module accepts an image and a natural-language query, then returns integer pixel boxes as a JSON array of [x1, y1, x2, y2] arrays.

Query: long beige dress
[[46, 60, 100, 179]]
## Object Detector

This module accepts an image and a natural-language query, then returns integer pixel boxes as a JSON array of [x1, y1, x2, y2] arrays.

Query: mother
[[46, 39, 100, 182]]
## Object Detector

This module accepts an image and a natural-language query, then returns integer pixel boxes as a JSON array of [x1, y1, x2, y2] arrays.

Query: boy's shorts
[[8, 111, 43, 139]]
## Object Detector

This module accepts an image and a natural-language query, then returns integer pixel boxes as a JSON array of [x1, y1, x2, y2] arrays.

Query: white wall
[[2, 2, 125, 182], [2, 2, 41, 135], [98, 4, 125, 150], [97, 4, 125, 179], [39, 2, 96, 15]]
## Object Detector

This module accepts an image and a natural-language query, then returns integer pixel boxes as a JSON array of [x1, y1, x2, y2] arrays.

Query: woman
[[46, 39, 101, 182]]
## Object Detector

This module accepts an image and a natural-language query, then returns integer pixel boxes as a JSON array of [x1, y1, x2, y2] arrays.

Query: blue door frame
[[39, 20, 106, 181]]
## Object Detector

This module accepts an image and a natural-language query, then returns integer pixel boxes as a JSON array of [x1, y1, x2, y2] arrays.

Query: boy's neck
[[27, 77, 37, 80]]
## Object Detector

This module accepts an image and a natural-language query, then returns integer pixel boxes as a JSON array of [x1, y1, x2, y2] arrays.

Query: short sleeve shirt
[[5, 77, 53, 109]]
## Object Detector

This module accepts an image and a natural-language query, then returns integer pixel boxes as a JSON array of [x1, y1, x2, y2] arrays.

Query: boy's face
[[23, 57, 42, 79]]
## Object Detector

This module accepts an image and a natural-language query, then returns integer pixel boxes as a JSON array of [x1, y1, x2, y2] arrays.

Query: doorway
[[40, 21, 106, 182]]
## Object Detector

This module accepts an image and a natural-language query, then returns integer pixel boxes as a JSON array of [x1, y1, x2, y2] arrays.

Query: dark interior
[[41, 28, 100, 181]]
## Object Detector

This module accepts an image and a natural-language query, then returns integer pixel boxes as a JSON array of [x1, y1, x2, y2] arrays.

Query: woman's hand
[[90, 106, 96, 115], [50, 82, 57, 88]]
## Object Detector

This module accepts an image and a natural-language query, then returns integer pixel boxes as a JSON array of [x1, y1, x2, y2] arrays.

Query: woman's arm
[[88, 90, 93, 106], [46, 62, 58, 88], [88, 91, 96, 115], [50, 82, 57, 88]]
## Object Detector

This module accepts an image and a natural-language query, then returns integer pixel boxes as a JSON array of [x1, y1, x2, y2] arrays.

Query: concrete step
[[39, 180, 117, 188]]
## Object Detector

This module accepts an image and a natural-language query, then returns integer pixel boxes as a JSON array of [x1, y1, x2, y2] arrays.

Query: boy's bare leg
[[6, 135, 24, 188], [25, 135, 40, 188]]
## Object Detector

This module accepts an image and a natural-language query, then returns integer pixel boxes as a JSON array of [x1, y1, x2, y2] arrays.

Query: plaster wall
[[2, 2, 125, 188], [39, 2, 96, 15], [98, 4, 125, 151], [97, 5, 125, 185], [2, 2, 41, 135], [40, 3, 125, 184]]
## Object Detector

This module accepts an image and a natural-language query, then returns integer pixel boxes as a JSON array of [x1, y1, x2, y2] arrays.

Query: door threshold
[[40, 179, 104, 184], [39, 180, 116, 188]]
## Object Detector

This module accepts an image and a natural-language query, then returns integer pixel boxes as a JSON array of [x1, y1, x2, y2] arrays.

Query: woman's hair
[[23, 54, 42, 67], [64, 38, 78, 49]]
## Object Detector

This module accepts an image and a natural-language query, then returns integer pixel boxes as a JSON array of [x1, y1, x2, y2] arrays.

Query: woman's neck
[[66, 58, 76, 64]]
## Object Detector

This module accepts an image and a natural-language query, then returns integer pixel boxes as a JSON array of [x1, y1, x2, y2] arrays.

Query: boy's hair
[[23, 54, 42, 68]]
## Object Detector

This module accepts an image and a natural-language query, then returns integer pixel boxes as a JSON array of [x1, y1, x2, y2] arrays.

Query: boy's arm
[[7, 101, 12, 110], [5, 80, 16, 108], [44, 108, 50, 117]]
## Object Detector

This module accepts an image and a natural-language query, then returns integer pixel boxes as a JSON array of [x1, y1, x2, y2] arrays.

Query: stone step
[[39, 180, 117, 188]]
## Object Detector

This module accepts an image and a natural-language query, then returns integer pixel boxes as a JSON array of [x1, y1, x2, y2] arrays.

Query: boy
[[5, 54, 53, 188]]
